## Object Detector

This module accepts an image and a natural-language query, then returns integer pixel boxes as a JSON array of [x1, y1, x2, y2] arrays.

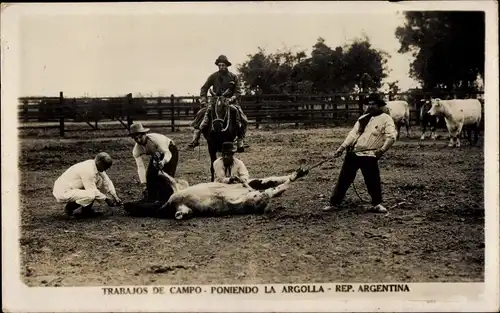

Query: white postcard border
[[2, 1, 499, 312]]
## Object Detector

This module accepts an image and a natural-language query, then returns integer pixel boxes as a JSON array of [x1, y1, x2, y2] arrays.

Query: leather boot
[[187, 129, 201, 148], [237, 137, 245, 152]]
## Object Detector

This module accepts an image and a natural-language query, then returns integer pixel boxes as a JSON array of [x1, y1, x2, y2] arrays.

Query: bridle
[[209, 88, 231, 133]]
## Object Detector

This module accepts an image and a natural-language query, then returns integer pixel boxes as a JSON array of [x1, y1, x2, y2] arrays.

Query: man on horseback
[[187, 55, 248, 151]]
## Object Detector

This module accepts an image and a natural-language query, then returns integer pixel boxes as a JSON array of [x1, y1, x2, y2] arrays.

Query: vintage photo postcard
[[2, 1, 499, 312]]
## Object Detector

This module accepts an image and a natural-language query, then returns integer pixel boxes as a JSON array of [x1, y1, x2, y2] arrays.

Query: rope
[[352, 181, 370, 203], [303, 148, 378, 203]]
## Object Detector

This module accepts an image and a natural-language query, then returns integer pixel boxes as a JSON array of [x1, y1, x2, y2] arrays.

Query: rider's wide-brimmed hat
[[215, 55, 232, 66], [366, 93, 386, 107], [221, 142, 237, 153], [129, 122, 150, 136]]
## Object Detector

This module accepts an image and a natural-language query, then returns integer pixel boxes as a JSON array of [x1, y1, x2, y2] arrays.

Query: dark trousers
[[330, 152, 382, 206], [146, 142, 179, 202]]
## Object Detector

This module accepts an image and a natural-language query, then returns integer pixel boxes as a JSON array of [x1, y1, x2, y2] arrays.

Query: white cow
[[123, 168, 309, 220], [427, 98, 482, 147], [385, 100, 411, 139]]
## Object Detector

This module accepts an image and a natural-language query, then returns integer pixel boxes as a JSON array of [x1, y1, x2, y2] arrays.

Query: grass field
[[19, 126, 484, 287]]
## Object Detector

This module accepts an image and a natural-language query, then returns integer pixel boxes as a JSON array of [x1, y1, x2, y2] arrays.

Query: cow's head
[[427, 98, 442, 116], [174, 204, 193, 220]]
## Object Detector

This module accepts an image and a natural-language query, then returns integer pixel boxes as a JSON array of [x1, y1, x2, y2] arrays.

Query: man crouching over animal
[[322, 93, 397, 214], [123, 165, 309, 220], [129, 122, 179, 202], [53, 152, 122, 218]]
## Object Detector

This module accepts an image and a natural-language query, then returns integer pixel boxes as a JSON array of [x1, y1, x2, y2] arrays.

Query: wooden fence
[[17, 91, 484, 137]]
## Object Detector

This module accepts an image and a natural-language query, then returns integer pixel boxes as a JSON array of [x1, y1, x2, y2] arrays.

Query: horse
[[202, 88, 241, 182]]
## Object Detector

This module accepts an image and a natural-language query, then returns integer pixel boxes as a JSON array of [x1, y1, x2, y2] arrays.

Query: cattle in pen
[[385, 100, 411, 139], [427, 98, 482, 147]]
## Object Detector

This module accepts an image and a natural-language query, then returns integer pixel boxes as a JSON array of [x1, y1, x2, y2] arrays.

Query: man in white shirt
[[323, 93, 398, 214], [53, 152, 122, 217], [213, 142, 250, 184], [129, 122, 179, 202]]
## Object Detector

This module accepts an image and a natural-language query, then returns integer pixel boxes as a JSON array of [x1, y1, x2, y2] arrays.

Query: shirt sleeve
[[383, 115, 398, 141], [237, 160, 249, 183], [159, 137, 173, 164], [341, 120, 361, 149], [213, 159, 230, 184], [133, 145, 147, 184], [200, 73, 215, 101], [231, 74, 241, 98], [80, 171, 107, 200], [99, 171, 118, 198]]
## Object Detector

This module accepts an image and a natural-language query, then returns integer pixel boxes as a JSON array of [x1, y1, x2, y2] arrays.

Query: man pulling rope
[[321, 93, 398, 214]]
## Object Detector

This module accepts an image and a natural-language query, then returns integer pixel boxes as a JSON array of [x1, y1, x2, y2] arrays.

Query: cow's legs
[[430, 118, 438, 140], [472, 124, 480, 146], [430, 130, 437, 140], [208, 144, 217, 182], [455, 124, 463, 147], [448, 136, 455, 147], [420, 121, 428, 140], [247, 175, 292, 190], [262, 178, 293, 198], [405, 119, 411, 138]]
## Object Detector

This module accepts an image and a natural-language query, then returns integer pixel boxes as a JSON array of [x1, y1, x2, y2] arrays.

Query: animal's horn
[[222, 88, 231, 96], [209, 88, 216, 96]]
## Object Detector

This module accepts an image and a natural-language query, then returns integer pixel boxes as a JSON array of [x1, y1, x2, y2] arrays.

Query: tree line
[[236, 11, 484, 96]]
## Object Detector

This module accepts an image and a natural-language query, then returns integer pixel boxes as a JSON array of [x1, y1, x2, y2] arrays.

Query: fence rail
[[17, 91, 484, 137]]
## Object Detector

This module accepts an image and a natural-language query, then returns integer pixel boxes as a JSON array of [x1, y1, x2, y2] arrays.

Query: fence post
[[23, 100, 28, 122], [358, 93, 365, 115], [59, 91, 65, 137], [126, 93, 133, 130], [192, 95, 196, 117], [170, 94, 175, 132], [255, 95, 261, 129], [158, 98, 162, 120], [331, 95, 337, 122], [294, 96, 299, 127], [345, 97, 349, 121]]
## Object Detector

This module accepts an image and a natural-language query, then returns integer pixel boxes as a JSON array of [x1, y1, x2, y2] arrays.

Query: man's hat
[[221, 142, 237, 153], [366, 93, 386, 107], [129, 122, 150, 136], [215, 55, 232, 66]]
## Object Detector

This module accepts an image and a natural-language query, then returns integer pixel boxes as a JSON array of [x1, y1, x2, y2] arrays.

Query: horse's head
[[210, 88, 231, 132]]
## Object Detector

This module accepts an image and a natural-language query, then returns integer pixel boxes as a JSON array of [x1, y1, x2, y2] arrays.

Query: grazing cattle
[[427, 98, 482, 147], [123, 169, 308, 220], [419, 99, 441, 140], [385, 100, 411, 139]]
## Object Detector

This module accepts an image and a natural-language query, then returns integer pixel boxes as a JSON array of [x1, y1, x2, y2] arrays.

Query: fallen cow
[[123, 168, 308, 219]]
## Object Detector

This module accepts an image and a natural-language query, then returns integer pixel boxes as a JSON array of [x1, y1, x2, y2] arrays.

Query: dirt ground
[[19, 125, 484, 287]]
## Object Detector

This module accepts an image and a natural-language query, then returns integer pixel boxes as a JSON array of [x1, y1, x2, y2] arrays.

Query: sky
[[19, 5, 420, 98]]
